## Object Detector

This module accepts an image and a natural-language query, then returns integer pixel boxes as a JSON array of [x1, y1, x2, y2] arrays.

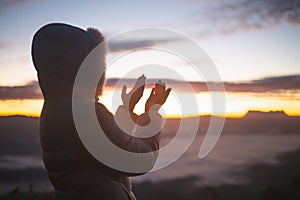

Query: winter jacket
[[40, 97, 161, 200], [32, 23, 162, 200]]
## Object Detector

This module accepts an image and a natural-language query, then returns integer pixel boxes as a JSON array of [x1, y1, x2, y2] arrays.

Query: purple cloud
[[1, 75, 299, 100], [191, 0, 300, 36]]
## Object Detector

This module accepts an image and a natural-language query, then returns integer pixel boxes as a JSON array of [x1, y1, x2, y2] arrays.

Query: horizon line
[[0, 110, 297, 119]]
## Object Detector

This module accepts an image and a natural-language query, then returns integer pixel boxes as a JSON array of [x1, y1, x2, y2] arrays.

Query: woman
[[31, 23, 170, 199]]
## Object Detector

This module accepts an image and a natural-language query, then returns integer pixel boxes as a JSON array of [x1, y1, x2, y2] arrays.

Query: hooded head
[[31, 23, 107, 100]]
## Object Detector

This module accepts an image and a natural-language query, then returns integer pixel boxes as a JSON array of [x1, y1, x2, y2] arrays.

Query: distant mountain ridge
[[0, 112, 298, 158], [244, 110, 289, 119]]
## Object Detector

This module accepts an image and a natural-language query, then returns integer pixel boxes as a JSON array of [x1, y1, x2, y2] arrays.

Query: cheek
[[96, 75, 106, 95]]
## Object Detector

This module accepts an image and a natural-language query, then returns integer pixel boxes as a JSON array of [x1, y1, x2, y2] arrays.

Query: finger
[[159, 80, 166, 89], [148, 87, 155, 97], [151, 87, 155, 95], [165, 88, 172, 98], [122, 85, 127, 95], [161, 81, 166, 91], [141, 75, 146, 84], [138, 76, 146, 88], [134, 75, 146, 90], [155, 80, 165, 93], [159, 88, 171, 104]]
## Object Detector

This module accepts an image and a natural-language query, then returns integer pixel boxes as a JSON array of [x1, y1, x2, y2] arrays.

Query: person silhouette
[[31, 23, 171, 200]]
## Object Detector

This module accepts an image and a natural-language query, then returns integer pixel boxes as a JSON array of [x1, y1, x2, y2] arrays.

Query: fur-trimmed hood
[[31, 23, 106, 99]]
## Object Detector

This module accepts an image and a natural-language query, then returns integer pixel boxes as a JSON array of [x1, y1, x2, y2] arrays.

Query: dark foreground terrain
[[1, 149, 300, 200], [0, 112, 299, 199]]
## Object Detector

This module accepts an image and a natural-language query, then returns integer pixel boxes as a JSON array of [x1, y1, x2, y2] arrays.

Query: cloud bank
[[106, 75, 300, 93], [0, 81, 41, 100], [108, 38, 177, 52], [0, 0, 33, 12], [1, 75, 299, 100], [192, 0, 300, 36]]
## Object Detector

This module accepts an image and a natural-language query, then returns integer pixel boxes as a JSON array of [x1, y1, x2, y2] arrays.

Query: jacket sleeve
[[84, 102, 162, 176], [114, 105, 137, 135]]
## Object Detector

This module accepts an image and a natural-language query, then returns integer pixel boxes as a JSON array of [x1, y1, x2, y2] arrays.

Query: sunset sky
[[0, 0, 299, 117]]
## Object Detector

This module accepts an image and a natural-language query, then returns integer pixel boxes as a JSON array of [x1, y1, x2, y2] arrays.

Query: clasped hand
[[121, 75, 171, 113]]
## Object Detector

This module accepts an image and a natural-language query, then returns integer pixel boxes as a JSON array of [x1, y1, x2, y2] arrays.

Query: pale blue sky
[[0, 0, 299, 85]]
